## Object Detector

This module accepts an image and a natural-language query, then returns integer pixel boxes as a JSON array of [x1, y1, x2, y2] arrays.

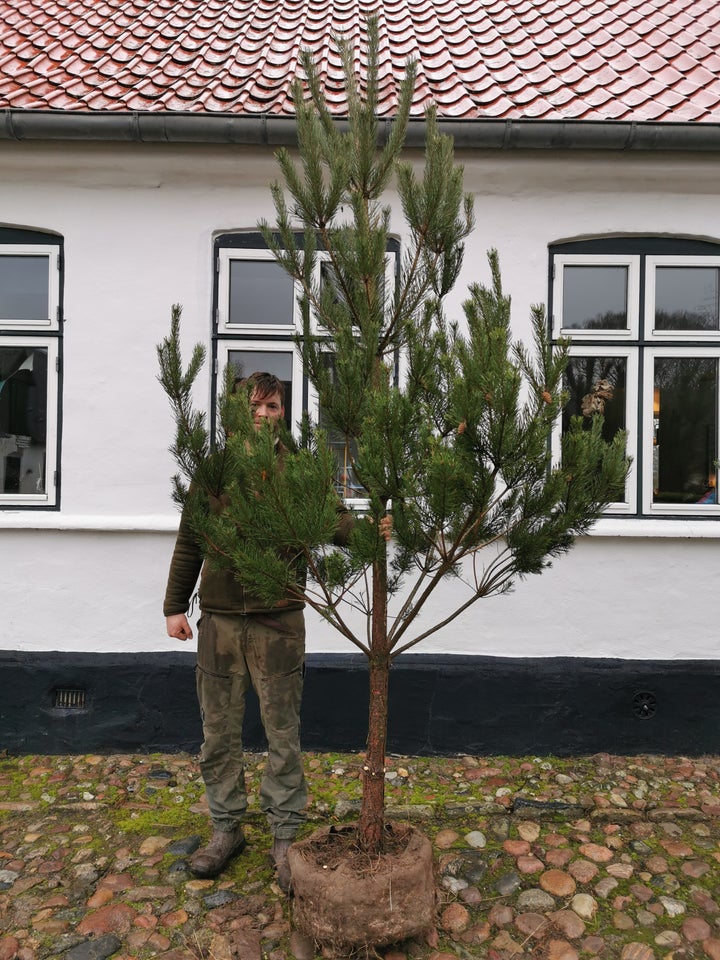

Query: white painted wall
[[1, 141, 719, 658]]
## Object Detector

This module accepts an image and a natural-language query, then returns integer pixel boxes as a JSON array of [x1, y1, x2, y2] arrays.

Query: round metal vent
[[632, 690, 657, 720]]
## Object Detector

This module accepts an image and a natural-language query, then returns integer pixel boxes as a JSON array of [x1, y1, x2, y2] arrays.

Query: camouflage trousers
[[195, 609, 307, 839]]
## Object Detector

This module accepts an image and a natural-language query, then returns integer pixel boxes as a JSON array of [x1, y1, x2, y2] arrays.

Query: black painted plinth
[[0, 650, 718, 756]]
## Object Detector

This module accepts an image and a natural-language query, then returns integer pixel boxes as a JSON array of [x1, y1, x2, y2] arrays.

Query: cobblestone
[[2, 752, 720, 957]]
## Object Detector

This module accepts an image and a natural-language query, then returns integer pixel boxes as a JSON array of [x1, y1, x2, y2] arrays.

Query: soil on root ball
[[288, 821, 436, 950]]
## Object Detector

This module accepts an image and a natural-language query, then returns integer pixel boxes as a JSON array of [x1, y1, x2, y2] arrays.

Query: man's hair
[[232, 371, 285, 405]]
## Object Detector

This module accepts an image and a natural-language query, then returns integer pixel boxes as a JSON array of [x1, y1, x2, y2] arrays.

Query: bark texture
[[358, 557, 389, 854]]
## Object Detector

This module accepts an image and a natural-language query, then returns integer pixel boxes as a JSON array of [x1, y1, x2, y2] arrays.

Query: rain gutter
[[3, 110, 720, 151]]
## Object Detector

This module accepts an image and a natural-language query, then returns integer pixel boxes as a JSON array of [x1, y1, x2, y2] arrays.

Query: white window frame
[[0, 335, 59, 507], [215, 339, 304, 438], [645, 256, 720, 342], [312, 251, 397, 337], [216, 248, 301, 336], [641, 345, 720, 517], [215, 237, 398, 506], [218, 249, 397, 338], [306, 362, 370, 509], [552, 344, 639, 514], [307, 251, 398, 506], [554, 244, 720, 519], [552, 254, 640, 341], [0, 244, 61, 331]]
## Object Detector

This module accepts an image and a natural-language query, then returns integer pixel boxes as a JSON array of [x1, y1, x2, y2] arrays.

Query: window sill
[[0, 513, 179, 532], [590, 517, 720, 538], [1, 513, 718, 539]]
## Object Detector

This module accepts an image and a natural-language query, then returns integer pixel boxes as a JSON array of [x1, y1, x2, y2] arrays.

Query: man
[[164, 371, 352, 892]]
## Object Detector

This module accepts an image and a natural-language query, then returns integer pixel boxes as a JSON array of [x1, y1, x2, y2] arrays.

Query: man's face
[[250, 389, 284, 431]]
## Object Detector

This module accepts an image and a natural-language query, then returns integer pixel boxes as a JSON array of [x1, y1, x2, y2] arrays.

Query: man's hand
[[166, 614, 193, 641]]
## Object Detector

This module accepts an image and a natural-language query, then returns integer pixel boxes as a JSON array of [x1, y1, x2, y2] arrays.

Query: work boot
[[189, 826, 246, 878], [271, 837, 293, 893]]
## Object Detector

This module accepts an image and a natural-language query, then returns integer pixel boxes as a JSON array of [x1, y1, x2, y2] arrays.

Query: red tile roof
[[1, 0, 720, 121]]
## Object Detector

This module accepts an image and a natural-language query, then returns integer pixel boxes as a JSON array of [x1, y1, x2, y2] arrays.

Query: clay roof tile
[[0, 0, 718, 121]]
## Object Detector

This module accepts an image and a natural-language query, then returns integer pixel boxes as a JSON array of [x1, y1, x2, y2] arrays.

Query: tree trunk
[[358, 556, 389, 856]]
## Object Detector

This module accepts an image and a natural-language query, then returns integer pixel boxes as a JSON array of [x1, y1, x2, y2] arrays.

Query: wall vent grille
[[53, 689, 87, 710]]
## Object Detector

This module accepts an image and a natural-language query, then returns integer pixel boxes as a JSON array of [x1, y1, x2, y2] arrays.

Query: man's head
[[232, 371, 285, 431]]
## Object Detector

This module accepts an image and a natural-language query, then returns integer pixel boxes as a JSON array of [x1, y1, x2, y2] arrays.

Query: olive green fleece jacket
[[163, 443, 354, 617]]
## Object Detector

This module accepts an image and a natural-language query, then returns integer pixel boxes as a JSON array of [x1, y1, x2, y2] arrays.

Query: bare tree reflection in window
[[563, 266, 628, 331], [0, 347, 47, 495], [653, 356, 718, 504], [318, 351, 365, 499], [655, 267, 720, 332], [564, 356, 627, 444]]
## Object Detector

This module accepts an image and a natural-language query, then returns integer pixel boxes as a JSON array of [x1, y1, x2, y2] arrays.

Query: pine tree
[[158, 19, 628, 859]]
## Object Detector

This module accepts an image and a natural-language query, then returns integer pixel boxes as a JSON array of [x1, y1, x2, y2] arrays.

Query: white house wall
[[1, 141, 719, 660]]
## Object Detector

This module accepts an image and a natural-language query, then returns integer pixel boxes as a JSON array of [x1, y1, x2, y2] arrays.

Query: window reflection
[[320, 261, 342, 308], [228, 260, 295, 326], [320, 261, 387, 319], [653, 357, 717, 504], [655, 267, 720, 331], [319, 414, 364, 499], [0, 256, 49, 321], [0, 346, 47, 494], [318, 353, 365, 499], [563, 265, 628, 330], [563, 356, 627, 444]]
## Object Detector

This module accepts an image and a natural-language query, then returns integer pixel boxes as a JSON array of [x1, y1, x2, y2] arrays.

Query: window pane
[[227, 349, 293, 428], [320, 261, 387, 320], [655, 267, 720, 331], [320, 261, 342, 307], [319, 410, 364, 498], [0, 346, 48, 495], [228, 260, 294, 326], [563, 356, 627, 444], [562, 265, 628, 330], [318, 353, 365, 498], [653, 357, 717, 504], [0, 256, 49, 321]]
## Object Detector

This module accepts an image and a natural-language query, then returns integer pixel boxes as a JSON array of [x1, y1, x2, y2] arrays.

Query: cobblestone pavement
[[2, 751, 720, 959]]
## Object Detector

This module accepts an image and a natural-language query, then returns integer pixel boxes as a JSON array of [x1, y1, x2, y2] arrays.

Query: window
[[217, 248, 298, 335], [314, 352, 366, 502], [0, 230, 62, 508], [551, 238, 720, 517], [214, 235, 305, 433], [213, 233, 397, 502], [308, 256, 397, 504]]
